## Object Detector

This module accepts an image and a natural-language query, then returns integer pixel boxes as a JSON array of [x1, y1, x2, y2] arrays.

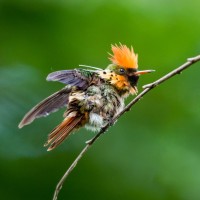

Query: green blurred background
[[0, 0, 200, 199]]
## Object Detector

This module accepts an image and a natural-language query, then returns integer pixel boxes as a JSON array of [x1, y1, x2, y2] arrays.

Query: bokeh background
[[0, 0, 200, 199]]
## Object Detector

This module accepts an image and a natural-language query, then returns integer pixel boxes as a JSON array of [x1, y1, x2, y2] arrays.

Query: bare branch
[[143, 55, 200, 89], [53, 55, 200, 200]]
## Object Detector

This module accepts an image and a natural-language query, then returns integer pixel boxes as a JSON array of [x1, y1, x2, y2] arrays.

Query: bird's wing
[[19, 69, 99, 128], [46, 69, 97, 90], [18, 87, 71, 128]]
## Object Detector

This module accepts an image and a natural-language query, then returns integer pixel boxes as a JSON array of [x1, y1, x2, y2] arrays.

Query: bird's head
[[99, 44, 154, 96]]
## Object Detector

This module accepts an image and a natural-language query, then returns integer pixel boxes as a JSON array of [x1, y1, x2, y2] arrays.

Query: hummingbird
[[18, 44, 154, 151]]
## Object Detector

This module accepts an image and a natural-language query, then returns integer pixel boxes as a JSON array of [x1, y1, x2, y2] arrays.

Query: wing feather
[[18, 87, 71, 128], [19, 69, 99, 129], [46, 69, 95, 90]]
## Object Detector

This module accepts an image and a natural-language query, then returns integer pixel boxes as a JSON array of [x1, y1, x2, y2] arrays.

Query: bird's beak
[[134, 69, 155, 75]]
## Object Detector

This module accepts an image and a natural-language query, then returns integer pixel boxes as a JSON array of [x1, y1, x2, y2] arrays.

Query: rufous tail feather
[[44, 113, 83, 151]]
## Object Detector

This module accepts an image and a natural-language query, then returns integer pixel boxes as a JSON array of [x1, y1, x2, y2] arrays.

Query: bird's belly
[[84, 91, 124, 132], [85, 113, 104, 132], [69, 85, 124, 132]]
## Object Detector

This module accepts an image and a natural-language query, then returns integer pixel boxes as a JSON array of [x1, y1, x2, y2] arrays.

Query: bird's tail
[[44, 111, 84, 151]]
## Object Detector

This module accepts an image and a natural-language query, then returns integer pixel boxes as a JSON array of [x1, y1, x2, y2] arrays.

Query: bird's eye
[[119, 68, 125, 73]]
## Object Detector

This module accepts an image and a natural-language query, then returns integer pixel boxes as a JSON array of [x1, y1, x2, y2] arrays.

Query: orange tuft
[[109, 44, 138, 69]]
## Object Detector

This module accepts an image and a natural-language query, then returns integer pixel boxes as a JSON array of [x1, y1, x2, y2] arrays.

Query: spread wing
[[18, 87, 71, 128], [19, 69, 99, 129], [46, 69, 96, 90]]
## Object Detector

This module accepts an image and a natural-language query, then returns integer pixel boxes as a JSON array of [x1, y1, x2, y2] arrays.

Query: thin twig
[[53, 55, 200, 200]]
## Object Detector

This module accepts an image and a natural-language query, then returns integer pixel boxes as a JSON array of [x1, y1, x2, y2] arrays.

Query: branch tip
[[187, 55, 200, 62]]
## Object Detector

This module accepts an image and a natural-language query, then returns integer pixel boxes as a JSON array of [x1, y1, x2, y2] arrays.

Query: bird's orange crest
[[109, 44, 138, 69]]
